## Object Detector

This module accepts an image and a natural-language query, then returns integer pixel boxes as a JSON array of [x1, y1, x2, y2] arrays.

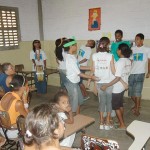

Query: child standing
[[111, 30, 131, 62], [92, 37, 115, 130], [77, 40, 95, 100], [128, 33, 150, 116], [30, 40, 47, 94], [53, 91, 75, 147], [101, 43, 132, 129], [55, 38, 67, 91], [63, 38, 99, 115]]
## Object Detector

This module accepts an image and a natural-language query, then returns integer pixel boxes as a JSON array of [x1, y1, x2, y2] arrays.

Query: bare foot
[[133, 111, 140, 116], [131, 106, 136, 113]]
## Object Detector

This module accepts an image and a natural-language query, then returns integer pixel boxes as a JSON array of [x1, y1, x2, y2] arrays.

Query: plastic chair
[[81, 134, 120, 150], [0, 110, 18, 149], [127, 120, 150, 150]]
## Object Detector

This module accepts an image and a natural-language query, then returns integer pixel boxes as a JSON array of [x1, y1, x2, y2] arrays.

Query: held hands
[[91, 75, 100, 82]]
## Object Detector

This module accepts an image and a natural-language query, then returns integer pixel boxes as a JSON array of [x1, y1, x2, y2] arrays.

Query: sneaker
[[105, 125, 110, 130], [99, 124, 104, 130], [83, 96, 90, 101]]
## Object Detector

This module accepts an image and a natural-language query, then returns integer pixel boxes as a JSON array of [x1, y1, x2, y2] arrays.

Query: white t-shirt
[[130, 46, 150, 74], [58, 112, 68, 120], [77, 45, 92, 66], [92, 52, 114, 83], [58, 50, 67, 70], [30, 49, 47, 71], [66, 54, 80, 83], [113, 58, 132, 93]]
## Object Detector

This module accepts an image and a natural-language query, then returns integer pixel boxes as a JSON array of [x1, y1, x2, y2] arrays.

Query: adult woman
[[24, 103, 67, 150], [30, 40, 47, 94], [0, 74, 29, 138], [0, 62, 15, 98]]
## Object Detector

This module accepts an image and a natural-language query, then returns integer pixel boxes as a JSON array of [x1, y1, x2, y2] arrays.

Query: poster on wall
[[88, 7, 101, 31]]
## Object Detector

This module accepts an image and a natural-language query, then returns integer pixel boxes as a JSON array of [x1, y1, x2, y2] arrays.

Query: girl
[[0, 74, 29, 138], [63, 38, 99, 115], [101, 43, 132, 129], [55, 38, 67, 91], [92, 37, 115, 130], [30, 40, 47, 94], [24, 103, 65, 150], [53, 91, 75, 147]]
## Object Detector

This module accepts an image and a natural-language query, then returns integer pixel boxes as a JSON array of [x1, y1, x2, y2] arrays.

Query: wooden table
[[64, 114, 95, 138], [45, 68, 58, 81]]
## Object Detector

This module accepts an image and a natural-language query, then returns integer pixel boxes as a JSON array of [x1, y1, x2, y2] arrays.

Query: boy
[[77, 40, 95, 100], [111, 29, 131, 62], [128, 33, 150, 116], [101, 43, 132, 129]]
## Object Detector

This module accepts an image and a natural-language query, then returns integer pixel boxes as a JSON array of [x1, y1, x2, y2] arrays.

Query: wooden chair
[[15, 64, 35, 87], [0, 110, 18, 149], [16, 115, 26, 150], [127, 120, 150, 150], [81, 134, 120, 150]]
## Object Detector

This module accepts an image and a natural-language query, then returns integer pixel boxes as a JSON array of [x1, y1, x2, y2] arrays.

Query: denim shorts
[[128, 73, 145, 97]]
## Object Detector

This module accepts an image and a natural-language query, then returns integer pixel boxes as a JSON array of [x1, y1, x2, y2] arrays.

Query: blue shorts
[[128, 74, 145, 97]]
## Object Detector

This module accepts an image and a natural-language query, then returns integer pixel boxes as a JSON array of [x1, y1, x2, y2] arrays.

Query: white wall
[[0, 0, 40, 41], [42, 0, 150, 40]]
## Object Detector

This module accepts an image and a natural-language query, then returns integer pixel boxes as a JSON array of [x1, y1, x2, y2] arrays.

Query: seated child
[[53, 91, 76, 147]]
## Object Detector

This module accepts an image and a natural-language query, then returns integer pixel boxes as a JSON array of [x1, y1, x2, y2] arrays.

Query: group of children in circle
[[54, 29, 150, 131]]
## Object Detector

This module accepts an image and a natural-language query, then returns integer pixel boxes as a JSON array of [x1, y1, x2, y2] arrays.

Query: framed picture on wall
[[88, 7, 101, 31]]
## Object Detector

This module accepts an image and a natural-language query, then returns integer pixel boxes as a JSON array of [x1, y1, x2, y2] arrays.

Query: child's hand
[[91, 75, 100, 82], [22, 87, 29, 103], [65, 105, 72, 113], [100, 85, 107, 91], [146, 73, 150, 78], [87, 79, 91, 87], [124, 83, 128, 90]]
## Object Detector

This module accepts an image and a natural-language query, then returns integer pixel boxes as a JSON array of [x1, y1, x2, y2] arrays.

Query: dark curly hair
[[118, 43, 132, 58]]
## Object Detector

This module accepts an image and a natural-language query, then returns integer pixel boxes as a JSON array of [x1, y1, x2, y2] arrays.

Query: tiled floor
[[28, 85, 150, 150]]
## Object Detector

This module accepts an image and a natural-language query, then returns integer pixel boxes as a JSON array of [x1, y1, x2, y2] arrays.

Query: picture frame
[[88, 7, 101, 31]]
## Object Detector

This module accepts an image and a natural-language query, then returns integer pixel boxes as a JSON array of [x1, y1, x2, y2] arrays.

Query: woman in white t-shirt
[[101, 43, 132, 129], [55, 38, 67, 91], [30, 40, 47, 94], [92, 37, 115, 130], [63, 38, 99, 115]]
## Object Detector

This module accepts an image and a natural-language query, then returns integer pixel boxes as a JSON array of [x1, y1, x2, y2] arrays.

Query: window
[[0, 6, 20, 50]]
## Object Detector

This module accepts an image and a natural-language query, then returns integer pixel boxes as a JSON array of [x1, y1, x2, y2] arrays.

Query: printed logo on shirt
[[133, 53, 143, 61], [78, 49, 85, 57], [35, 54, 42, 60]]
